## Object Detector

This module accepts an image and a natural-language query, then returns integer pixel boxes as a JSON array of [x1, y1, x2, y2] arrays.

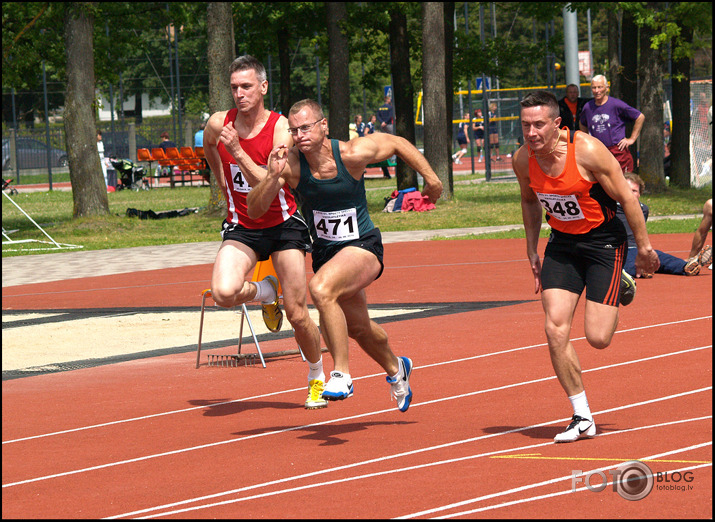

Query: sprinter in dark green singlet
[[247, 99, 442, 412]]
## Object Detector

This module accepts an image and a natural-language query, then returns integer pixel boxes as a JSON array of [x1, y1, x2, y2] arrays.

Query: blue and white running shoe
[[386, 356, 413, 412]]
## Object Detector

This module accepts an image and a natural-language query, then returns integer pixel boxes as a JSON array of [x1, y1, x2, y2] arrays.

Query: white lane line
[[407, 453, 713, 519], [3, 316, 710, 445], [2, 344, 710, 489], [108, 417, 713, 519]]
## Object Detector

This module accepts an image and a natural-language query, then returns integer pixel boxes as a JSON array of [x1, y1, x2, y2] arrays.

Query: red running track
[[2, 234, 712, 519]]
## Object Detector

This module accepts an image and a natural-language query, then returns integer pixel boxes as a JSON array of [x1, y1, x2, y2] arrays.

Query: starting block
[[195, 257, 306, 369]]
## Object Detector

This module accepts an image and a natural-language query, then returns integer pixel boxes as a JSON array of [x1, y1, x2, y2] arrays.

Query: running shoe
[[305, 379, 328, 409], [261, 275, 283, 332], [684, 257, 701, 276], [386, 356, 413, 412], [619, 270, 636, 306], [554, 414, 596, 443], [454, 158, 462, 164], [698, 245, 712, 267], [321, 371, 354, 400]]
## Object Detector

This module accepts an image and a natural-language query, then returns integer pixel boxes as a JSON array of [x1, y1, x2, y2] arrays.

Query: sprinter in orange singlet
[[512, 91, 660, 443]]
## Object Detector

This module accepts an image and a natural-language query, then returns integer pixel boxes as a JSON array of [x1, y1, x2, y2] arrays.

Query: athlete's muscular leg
[[542, 288, 585, 397], [210, 240, 259, 308], [308, 247, 384, 375], [341, 289, 399, 376], [272, 249, 321, 364], [583, 300, 620, 349]]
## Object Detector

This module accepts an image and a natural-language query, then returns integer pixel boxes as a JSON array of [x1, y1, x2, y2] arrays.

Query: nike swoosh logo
[[578, 423, 593, 435]]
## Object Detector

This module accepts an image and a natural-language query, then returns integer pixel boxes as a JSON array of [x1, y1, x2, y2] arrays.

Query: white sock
[[307, 356, 324, 382], [568, 390, 592, 421], [252, 280, 276, 304]]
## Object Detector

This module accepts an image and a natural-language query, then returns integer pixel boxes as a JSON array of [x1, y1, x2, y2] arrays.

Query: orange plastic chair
[[150, 148, 175, 186], [196, 257, 298, 369], [180, 146, 197, 160]]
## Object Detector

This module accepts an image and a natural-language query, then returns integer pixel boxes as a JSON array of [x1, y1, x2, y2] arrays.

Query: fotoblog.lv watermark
[[571, 461, 696, 501]]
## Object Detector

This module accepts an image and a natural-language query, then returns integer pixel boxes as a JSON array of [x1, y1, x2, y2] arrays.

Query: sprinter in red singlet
[[203, 56, 326, 410], [512, 91, 660, 443]]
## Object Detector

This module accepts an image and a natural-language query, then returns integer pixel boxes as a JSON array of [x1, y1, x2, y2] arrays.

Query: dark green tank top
[[297, 139, 375, 249]]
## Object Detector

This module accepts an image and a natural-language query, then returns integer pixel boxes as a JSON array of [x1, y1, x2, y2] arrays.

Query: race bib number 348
[[535, 192, 584, 221], [313, 208, 359, 241]]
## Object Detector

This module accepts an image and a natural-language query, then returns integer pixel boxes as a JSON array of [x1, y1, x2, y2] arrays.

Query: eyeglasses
[[287, 119, 323, 136]]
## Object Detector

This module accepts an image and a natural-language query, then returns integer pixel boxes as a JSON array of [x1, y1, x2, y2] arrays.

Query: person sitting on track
[[618, 173, 712, 277]]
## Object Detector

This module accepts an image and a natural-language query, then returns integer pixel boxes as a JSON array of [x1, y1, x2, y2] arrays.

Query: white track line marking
[[2, 344, 710, 489], [3, 316, 710, 445], [408, 458, 713, 519], [108, 418, 712, 519]]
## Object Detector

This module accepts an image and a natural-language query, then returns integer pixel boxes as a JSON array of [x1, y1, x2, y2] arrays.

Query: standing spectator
[[194, 121, 205, 148], [97, 130, 108, 187], [157, 131, 177, 152], [355, 114, 366, 137], [558, 84, 590, 131], [488, 102, 501, 160], [376, 94, 395, 134], [472, 108, 485, 162], [579, 74, 644, 173], [452, 112, 470, 164], [366, 115, 377, 135]]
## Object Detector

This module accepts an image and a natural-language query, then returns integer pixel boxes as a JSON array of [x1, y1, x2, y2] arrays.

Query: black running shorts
[[220, 213, 312, 262], [541, 219, 627, 307], [311, 228, 384, 280]]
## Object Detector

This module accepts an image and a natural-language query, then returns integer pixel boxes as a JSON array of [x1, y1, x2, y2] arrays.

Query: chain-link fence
[[416, 83, 585, 159], [690, 80, 712, 188], [2, 116, 203, 186]]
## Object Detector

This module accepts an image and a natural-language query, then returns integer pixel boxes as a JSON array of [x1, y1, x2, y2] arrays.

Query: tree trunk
[[277, 27, 292, 116], [63, 2, 109, 218], [620, 10, 639, 170], [389, 8, 417, 190], [421, 2, 450, 199], [206, 2, 234, 216], [326, 2, 350, 142], [669, 25, 693, 188], [607, 9, 621, 97], [638, 6, 665, 191], [444, 2, 454, 194]]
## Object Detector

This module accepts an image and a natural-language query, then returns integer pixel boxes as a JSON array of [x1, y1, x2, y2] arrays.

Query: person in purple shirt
[[579, 74, 644, 173]]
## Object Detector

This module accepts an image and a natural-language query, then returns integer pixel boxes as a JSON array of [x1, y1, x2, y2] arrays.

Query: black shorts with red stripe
[[541, 218, 628, 306]]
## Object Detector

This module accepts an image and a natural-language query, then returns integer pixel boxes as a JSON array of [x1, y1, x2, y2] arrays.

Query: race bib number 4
[[229, 164, 251, 193], [535, 192, 584, 221], [313, 208, 359, 241]]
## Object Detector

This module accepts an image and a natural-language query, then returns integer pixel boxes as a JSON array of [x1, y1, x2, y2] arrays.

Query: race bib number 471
[[535, 192, 584, 221], [313, 208, 359, 241]]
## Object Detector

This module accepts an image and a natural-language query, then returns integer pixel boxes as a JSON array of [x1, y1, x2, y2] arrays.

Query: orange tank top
[[528, 129, 616, 235]]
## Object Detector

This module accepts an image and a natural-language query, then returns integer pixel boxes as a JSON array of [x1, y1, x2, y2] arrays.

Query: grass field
[[2, 174, 711, 257]]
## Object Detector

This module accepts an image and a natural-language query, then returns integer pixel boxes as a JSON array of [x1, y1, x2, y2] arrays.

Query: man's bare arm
[[246, 145, 298, 220], [203, 111, 228, 191], [577, 133, 659, 274], [343, 134, 443, 202]]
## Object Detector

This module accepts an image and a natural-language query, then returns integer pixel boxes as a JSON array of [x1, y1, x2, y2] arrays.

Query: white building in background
[[96, 92, 172, 121]]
